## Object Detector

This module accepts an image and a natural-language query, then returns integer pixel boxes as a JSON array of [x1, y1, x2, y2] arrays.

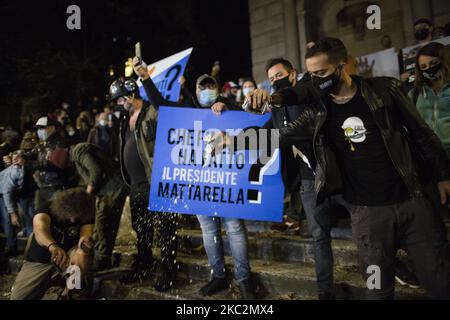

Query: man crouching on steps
[[10, 188, 95, 300]]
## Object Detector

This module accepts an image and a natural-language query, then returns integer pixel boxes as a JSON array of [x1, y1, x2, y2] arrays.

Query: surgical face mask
[[68, 130, 76, 137], [311, 66, 342, 94], [99, 119, 107, 127], [37, 129, 49, 141], [421, 62, 442, 82], [198, 89, 218, 107], [242, 87, 255, 97], [415, 28, 431, 41]]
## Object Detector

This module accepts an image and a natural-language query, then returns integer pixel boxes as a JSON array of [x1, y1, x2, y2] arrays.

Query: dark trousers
[[349, 197, 450, 300], [129, 182, 178, 271], [93, 188, 127, 262], [300, 179, 348, 294]]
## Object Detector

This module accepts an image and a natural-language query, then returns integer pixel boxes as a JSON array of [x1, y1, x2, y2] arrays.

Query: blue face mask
[[198, 89, 218, 107], [37, 129, 49, 142]]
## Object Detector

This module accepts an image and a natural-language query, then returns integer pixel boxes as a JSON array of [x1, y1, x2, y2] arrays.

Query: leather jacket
[[280, 76, 450, 204]]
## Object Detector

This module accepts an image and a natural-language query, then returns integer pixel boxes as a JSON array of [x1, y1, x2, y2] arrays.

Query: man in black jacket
[[260, 57, 341, 299], [71, 143, 127, 270], [33, 117, 73, 209], [246, 37, 450, 299]]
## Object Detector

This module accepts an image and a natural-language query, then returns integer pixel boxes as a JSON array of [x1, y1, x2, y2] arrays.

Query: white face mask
[[242, 87, 255, 97], [37, 129, 49, 141]]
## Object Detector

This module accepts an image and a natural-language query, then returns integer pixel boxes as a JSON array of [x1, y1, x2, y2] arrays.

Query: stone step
[[177, 229, 358, 266], [100, 277, 317, 300], [3, 250, 428, 300], [111, 247, 428, 300]]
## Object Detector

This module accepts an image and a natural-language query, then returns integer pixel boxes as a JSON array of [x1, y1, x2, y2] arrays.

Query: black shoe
[[395, 262, 420, 289], [120, 260, 154, 284], [199, 277, 228, 296], [238, 279, 256, 300], [153, 271, 176, 292], [318, 291, 336, 300]]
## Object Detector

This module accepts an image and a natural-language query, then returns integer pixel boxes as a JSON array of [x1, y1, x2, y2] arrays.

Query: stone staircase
[[1, 209, 447, 300]]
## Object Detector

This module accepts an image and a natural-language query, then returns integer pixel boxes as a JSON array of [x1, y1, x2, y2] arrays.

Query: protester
[[239, 78, 257, 104], [195, 74, 240, 114], [54, 109, 71, 127], [16, 132, 39, 237], [87, 112, 118, 158], [65, 123, 82, 146], [76, 111, 95, 142], [71, 143, 127, 270], [401, 18, 436, 86], [109, 66, 178, 291], [221, 81, 240, 104], [264, 57, 344, 299], [217, 57, 338, 299], [0, 130, 20, 171], [410, 42, 450, 155], [0, 152, 25, 257], [10, 188, 95, 300], [246, 37, 450, 299], [32, 117, 72, 209], [414, 18, 434, 44]]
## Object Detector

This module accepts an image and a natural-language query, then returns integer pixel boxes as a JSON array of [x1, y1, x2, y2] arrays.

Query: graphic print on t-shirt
[[341, 116, 368, 151]]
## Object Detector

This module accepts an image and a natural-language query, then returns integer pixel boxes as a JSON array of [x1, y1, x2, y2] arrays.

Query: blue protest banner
[[138, 48, 193, 102], [148, 107, 284, 222]]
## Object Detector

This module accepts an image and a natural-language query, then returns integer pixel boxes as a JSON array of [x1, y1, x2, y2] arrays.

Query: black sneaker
[[238, 279, 256, 300], [395, 261, 420, 289], [318, 291, 336, 300], [199, 277, 228, 296]]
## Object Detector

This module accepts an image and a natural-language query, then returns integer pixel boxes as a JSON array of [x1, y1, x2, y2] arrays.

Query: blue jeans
[[0, 196, 16, 250], [18, 196, 35, 236], [196, 215, 250, 281], [299, 179, 348, 294]]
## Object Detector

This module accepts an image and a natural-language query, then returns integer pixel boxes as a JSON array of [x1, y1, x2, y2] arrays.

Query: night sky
[[0, 0, 251, 126]]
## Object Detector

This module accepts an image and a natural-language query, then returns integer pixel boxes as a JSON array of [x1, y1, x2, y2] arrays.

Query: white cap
[[35, 117, 58, 128]]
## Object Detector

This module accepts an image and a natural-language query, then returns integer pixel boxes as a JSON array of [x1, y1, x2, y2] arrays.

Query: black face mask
[[312, 66, 342, 94], [272, 75, 292, 92], [421, 62, 442, 82], [415, 28, 430, 41]]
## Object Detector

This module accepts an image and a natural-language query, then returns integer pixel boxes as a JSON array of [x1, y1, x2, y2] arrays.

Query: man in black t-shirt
[[247, 38, 450, 299], [10, 188, 95, 300]]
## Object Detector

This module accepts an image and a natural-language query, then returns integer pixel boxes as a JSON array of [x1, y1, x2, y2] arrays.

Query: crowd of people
[[1, 18, 450, 300]]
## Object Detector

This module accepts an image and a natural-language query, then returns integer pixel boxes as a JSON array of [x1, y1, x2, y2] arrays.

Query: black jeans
[[349, 197, 450, 299], [129, 182, 178, 272]]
